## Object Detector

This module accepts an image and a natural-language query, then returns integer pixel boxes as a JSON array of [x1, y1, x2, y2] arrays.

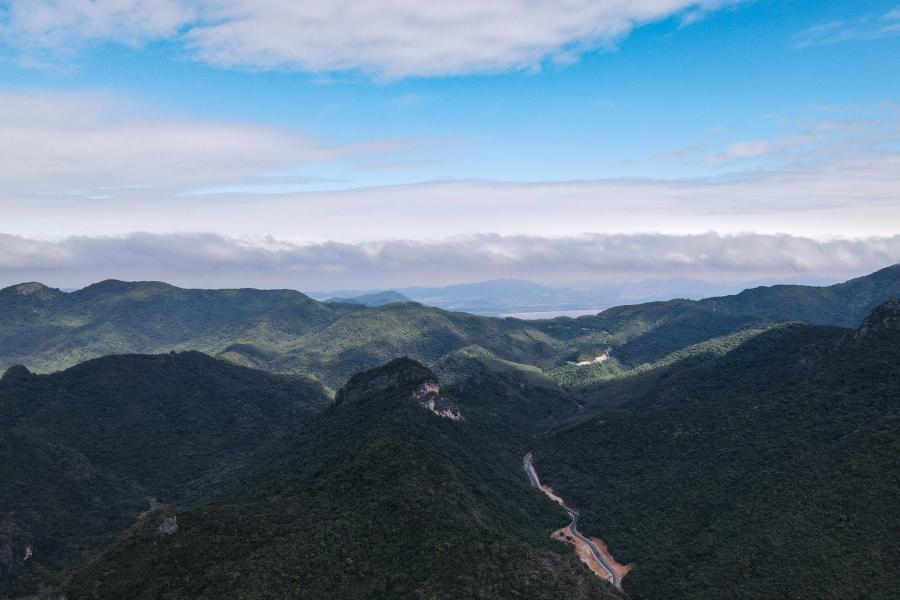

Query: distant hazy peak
[[15, 282, 48, 295], [325, 289, 410, 307], [0, 282, 61, 299], [76, 279, 176, 293]]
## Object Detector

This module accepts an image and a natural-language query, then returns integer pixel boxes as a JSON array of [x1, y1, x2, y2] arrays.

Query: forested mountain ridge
[[1, 294, 897, 598], [0, 280, 356, 377], [534, 301, 900, 599], [2, 264, 899, 390], [0, 352, 329, 598], [61, 358, 620, 600], [697, 263, 900, 327]]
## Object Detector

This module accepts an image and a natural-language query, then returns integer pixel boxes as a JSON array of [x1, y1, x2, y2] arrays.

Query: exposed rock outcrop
[[15, 282, 48, 295], [157, 516, 178, 535], [0, 281, 62, 303], [411, 381, 463, 420], [336, 357, 463, 420]]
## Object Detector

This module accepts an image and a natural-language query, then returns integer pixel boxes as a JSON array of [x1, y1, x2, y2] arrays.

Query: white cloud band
[[3, 0, 739, 77], [2, 231, 898, 290]]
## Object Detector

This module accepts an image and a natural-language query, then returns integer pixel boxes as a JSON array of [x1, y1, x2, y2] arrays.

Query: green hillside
[[62, 359, 619, 600], [0, 280, 354, 376], [698, 263, 900, 327], [2, 286, 898, 598], [2, 264, 898, 391], [534, 302, 900, 599], [272, 302, 568, 387], [550, 325, 774, 406], [0, 352, 329, 598]]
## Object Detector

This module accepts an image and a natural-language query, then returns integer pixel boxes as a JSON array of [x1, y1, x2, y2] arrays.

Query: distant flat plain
[[500, 308, 606, 319]]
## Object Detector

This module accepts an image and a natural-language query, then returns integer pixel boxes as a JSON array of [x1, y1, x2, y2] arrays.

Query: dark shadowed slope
[[535, 302, 900, 599], [0, 352, 329, 598]]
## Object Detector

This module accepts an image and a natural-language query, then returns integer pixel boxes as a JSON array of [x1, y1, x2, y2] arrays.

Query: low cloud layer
[[5, 150, 900, 241], [3, 0, 738, 77], [2, 231, 898, 290], [1, 90, 896, 241]]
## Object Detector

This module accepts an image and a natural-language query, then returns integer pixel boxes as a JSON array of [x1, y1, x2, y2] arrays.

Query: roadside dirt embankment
[[524, 453, 630, 587]]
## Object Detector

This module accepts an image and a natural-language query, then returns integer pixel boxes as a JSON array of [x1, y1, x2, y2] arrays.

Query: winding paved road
[[523, 452, 622, 590]]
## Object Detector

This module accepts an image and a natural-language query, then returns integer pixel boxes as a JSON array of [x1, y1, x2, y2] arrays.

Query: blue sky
[[4, 0, 899, 185], [1, 0, 899, 288]]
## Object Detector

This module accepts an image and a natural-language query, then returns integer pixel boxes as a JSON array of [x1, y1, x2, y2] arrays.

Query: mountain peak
[[78, 279, 174, 293], [14, 282, 48, 295], [0, 282, 61, 299], [854, 300, 900, 340], [335, 358, 462, 419], [1, 364, 33, 384], [336, 357, 436, 404]]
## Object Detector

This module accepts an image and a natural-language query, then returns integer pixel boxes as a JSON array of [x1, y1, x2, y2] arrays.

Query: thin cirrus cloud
[[674, 105, 900, 167], [2, 0, 741, 77], [650, 103, 900, 168], [793, 5, 900, 48], [0, 89, 416, 193], [1, 231, 899, 290]]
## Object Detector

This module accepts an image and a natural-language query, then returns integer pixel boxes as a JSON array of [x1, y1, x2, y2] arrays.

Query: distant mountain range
[[310, 276, 841, 316], [2, 265, 898, 391], [311, 278, 592, 314], [324, 289, 411, 307]]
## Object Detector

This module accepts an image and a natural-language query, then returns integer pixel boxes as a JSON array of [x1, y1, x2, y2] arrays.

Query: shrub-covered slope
[[698, 263, 900, 327], [63, 359, 619, 600], [0, 280, 354, 376], [2, 264, 898, 390], [534, 302, 900, 599]]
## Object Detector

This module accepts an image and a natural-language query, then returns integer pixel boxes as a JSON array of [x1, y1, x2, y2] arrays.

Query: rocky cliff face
[[411, 381, 463, 420], [0, 540, 32, 597], [14, 283, 47, 296]]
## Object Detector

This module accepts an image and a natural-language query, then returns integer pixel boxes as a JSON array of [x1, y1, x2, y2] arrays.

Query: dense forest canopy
[[1, 267, 898, 599]]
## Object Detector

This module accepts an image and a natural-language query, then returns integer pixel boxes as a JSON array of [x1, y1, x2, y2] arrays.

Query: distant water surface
[[499, 308, 605, 320]]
